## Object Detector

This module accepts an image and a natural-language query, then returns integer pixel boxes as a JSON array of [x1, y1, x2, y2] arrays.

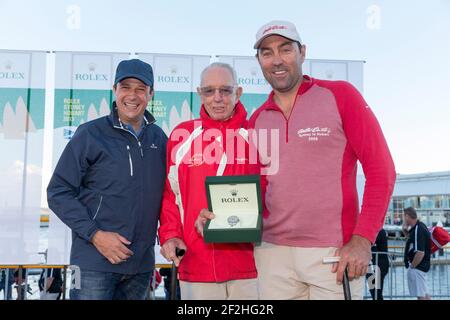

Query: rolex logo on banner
[[0, 60, 25, 80], [73, 61, 109, 82], [237, 66, 268, 87], [157, 64, 190, 84]]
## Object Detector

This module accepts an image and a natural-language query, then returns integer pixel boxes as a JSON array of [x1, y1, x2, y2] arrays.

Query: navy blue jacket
[[47, 104, 167, 274]]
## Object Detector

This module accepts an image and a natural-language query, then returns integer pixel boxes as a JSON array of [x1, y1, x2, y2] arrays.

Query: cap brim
[[254, 35, 271, 49], [115, 74, 152, 87], [254, 34, 300, 49]]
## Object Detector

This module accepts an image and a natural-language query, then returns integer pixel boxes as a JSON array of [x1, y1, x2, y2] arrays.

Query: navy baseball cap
[[114, 59, 154, 87]]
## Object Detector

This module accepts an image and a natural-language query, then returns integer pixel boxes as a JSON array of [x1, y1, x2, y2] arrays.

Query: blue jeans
[[70, 269, 152, 300]]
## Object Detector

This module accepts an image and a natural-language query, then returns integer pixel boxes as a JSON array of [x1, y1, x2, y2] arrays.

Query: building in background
[[358, 171, 450, 228], [388, 171, 450, 227]]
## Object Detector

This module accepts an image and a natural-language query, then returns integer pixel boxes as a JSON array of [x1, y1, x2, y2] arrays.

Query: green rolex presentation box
[[204, 175, 262, 243]]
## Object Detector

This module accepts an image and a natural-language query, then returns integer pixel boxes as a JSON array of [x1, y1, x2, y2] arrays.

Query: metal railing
[[0, 264, 171, 300], [363, 246, 450, 300], [0, 265, 69, 300], [2, 248, 449, 300]]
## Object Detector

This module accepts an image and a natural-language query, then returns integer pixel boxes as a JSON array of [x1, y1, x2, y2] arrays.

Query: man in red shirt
[[158, 63, 258, 299], [249, 20, 396, 299]]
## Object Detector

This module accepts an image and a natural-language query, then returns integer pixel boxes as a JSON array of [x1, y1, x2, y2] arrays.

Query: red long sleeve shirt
[[249, 76, 396, 247]]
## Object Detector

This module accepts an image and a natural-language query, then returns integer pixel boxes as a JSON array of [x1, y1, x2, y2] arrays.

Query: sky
[[1, 0, 450, 174]]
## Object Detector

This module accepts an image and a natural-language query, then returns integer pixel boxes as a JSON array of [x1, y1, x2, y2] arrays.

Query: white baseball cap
[[254, 20, 302, 49]]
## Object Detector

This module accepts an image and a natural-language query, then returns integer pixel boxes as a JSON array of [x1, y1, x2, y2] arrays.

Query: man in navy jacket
[[47, 59, 167, 300]]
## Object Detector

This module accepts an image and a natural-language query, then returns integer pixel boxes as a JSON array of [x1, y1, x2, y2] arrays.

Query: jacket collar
[[262, 75, 314, 111], [199, 100, 248, 130], [109, 101, 156, 129]]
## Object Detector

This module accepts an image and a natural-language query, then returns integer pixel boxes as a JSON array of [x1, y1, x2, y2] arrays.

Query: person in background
[[366, 228, 390, 300], [159, 267, 180, 300], [403, 207, 431, 300], [39, 268, 63, 300]]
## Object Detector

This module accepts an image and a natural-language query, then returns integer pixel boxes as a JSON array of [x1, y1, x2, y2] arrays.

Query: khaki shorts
[[254, 242, 364, 300], [179, 278, 258, 300], [407, 267, 429, 298]]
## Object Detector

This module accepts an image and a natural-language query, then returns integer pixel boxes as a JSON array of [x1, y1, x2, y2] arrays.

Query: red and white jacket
[[158, 102, 257, 282], [249, 76, 396, 247]]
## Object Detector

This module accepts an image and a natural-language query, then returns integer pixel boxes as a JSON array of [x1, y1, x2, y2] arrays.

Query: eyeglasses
[[199, 86, 236, 97]]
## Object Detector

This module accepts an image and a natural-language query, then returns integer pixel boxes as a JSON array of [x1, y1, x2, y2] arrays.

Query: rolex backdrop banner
[[52, 52, 129, 166], [48, 52, 129, 264], [0, 50, 46, 264], [217, 56, 365, 116], [137, 53, 210, 135]]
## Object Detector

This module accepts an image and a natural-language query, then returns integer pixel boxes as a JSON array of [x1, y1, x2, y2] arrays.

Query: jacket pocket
[[126, 145, 134, 177]]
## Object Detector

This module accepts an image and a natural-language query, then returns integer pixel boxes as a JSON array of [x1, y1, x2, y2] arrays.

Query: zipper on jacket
[[138, 141, 144, 158], [93, 195, 103, 220], [114, 122, 146, 159], [127, 145, 134, 176], [286, 121, 289, 143], [114, 124, 145, 158], [275, 91, 301, 144]]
